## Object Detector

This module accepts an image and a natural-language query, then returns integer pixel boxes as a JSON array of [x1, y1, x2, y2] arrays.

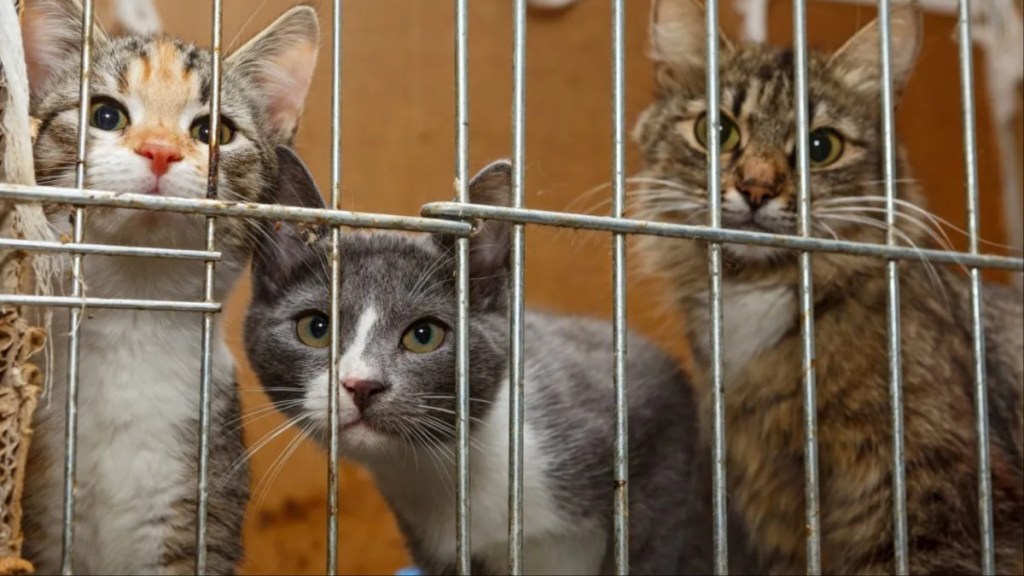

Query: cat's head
[[24, 0, 319, 250], [632, 0, 924, 273], [243, 147, 511, 460]]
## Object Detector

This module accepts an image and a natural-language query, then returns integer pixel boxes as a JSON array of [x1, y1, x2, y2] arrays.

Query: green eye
[[808, 127, 844, 167], [694, 112, 740, 153], [190, 115, 235, 145], [89, 98, 129, 131], [296, 313, 330, 348], [401, 320, 446, 354]]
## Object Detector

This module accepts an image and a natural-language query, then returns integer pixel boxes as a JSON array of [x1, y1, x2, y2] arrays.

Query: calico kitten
[[630, 1, 1024, 574], [243, 147, 728, 575], [20, 1, 318, 573]]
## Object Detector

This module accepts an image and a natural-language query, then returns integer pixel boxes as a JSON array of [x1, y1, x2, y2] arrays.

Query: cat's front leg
[[158, 378, 248, 576]]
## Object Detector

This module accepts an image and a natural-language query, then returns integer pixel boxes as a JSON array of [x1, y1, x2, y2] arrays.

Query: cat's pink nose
[[342, 379, 388, 413], [136, 142, 183, 177]]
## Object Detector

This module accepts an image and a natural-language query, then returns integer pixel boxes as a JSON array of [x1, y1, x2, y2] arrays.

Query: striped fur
[[632, 1, 1024, 574]]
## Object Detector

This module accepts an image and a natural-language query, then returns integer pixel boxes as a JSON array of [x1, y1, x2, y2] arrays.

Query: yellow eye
[[694, 112, 741, 153], [401, 320, 446, 354], [190, 115, 235, 145], [89, 98, 129, 131], [808, 127, 844, 167], [296, 313, 330, 348]]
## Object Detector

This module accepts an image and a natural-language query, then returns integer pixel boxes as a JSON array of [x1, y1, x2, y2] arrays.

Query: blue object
[[395, 568, 422, 576]]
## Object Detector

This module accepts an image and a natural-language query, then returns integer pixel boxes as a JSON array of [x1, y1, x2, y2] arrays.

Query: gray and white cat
[[20, 0, 319, 573], [243, 147, 722, 575]]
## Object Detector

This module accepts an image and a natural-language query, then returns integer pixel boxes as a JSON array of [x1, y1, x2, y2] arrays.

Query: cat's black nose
[[737, 179, 780, 210], [343, 379, 388, 413]]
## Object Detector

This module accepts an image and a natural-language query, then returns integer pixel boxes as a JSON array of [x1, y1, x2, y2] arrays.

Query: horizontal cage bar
[[0, 238, 222, 261], [421, 202, 1023, 271], [0, 294, 220, 312], [0, 184, 473, 236]]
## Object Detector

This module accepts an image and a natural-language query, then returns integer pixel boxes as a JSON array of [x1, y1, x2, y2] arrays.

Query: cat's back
[[521, 309, 691, 414], [981, 281, 1024, 474]]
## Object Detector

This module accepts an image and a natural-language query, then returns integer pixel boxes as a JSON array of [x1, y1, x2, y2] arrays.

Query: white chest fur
[[369, 383, 606, 575], [719, 283, 797, 380], [27, 255, 236, 574]]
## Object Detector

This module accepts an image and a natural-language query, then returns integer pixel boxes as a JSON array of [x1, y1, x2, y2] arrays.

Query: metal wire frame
[[1, 0, 1019, 574], [327, 0, 343, 572], [791, 0, 822, 572]]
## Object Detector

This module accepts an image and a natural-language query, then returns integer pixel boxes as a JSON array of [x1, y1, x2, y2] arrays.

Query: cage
[[0, 0, 1022, 574]]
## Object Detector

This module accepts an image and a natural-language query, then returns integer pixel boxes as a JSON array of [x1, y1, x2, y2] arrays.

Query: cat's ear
[[829, 3, 922, 99], [252, 146, 327, 298], [466, 160, 513, 282], [433, 160, 513, 308], [226, 6, 320, 145], [21, 0, 110, 98], [649, 0, 733, 85]]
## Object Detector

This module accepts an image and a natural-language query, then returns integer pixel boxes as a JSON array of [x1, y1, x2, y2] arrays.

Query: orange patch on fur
[[121, 41, 202, 161]]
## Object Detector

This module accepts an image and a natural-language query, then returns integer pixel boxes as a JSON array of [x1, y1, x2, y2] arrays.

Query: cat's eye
[[190, 115, 236, 145], [808, 127, 844, 167], [296, 313, 330, 348], [694, 112, 741, 153], [401, 320, 446, 354], [89, 98, 130, 131]]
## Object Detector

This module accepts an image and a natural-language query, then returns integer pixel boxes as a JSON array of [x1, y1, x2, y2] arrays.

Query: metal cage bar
[[791, 1, 822, 573], [0, 238, 222, 261], [703, 1, 730, 574], [878, 1, 910, 572], [420, 202, 1023, 271], [611, 0, 630, 574], [508, 0, 528, 574], [0, 183, 471, 235], [194, 0, 224, 571], [61, 0, 95, 571], [955, 0, 996, 571], [454, 0, 473, 573], [0, 294, 220, 312], [326, 0, 344, 573]]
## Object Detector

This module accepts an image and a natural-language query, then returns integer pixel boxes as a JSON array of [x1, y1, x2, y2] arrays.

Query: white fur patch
[[366, 381, 606, 574], [338, 306, 378, 380], [304, 306, 379, 433], [721, 284, 796, 379]]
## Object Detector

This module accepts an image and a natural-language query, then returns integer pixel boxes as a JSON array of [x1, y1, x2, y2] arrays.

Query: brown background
[[97, 0, 1023, 574]]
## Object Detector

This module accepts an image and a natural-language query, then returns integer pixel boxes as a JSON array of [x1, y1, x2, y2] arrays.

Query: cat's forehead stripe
[[125, 41, 201, 124], [337, 306, 380, 381]]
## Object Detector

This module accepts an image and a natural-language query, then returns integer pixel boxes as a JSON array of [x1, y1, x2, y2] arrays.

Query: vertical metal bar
[[508, 0, 527, 574], [454, 0, 472, 573], [194, 1, 223, 572], [61, 0, 95, 572], [703, 1, 729, 574], [611, 0, 629, 574], [326, 0, 343, 573], [877, 2, 909, 573], [955, 1, 995, 572], [791, 1, 822, 573]]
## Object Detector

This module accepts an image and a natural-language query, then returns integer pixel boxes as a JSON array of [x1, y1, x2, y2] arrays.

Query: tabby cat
[[631, 0, 1024, 573], [20, 0, 319, 572]]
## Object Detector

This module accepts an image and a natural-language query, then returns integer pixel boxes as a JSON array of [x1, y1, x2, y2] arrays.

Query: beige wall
[[133, 1, 1021, 573]]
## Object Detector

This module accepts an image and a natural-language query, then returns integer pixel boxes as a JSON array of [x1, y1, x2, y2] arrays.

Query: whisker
[[816, 213, 951, 310]]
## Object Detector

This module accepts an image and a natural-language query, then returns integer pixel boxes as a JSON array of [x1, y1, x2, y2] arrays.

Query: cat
[[629, 0, 1024, 574], [242, 146, 737, 575], [20, 0, 319, 573]]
